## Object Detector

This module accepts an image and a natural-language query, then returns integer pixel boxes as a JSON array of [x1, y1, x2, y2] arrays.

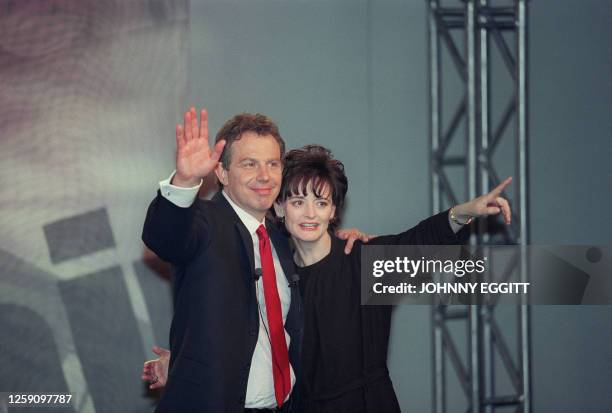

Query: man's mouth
[[252, 188, 273, 195]]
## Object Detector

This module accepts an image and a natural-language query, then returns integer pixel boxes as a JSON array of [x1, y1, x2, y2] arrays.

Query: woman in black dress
[[270, 145, 510, 412], [143, 145, 512, 412]]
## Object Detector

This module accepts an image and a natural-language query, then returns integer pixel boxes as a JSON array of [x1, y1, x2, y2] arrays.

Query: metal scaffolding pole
[[428, 1, 531, 412]]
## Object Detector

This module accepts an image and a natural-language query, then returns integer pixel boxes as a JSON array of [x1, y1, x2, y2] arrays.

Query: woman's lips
[[299, 223, 319, 231]]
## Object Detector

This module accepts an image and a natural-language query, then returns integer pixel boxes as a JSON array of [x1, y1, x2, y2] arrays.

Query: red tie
[[256, 224, 291, 407]]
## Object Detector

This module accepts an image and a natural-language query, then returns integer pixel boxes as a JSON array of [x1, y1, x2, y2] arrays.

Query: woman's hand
[[142, 346, 170, 390], [453, 177, 513, 225]]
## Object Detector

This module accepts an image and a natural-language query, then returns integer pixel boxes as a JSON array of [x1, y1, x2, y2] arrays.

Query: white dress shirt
[[159, 172, 295, 408]]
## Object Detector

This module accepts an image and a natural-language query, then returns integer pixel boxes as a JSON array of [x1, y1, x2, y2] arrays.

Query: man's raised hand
[[173, 107, 226, 188]]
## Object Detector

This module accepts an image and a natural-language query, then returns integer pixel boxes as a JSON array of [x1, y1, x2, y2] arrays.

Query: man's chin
[[246, 198, 275, 212], [253, 191, 279, 205], [259, 200, 276, 211]]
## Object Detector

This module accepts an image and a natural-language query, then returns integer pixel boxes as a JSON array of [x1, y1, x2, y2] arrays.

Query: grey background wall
[[0, 0, 610, 412], [188, 1, 611, 412], [527, 2, 611, 412]]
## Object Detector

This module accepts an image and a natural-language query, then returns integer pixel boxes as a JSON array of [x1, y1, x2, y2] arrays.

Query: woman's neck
[[293, 232, 333, 267]]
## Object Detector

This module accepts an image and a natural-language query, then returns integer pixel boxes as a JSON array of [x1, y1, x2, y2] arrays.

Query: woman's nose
[[305, 202, 316, 217]]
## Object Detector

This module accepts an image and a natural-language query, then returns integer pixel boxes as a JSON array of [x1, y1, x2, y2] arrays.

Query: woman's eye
[[291, 200, 303, 207]]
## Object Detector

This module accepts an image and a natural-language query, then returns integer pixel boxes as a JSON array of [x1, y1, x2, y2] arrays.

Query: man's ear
[[273, 202, 285, 218], [215, 163, 228, 186]]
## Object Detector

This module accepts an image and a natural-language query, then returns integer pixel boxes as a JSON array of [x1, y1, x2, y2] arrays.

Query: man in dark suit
[[142, 108, 363, 412], [143, 107, 299, 412]]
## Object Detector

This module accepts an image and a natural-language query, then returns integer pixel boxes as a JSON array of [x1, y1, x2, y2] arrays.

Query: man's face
[[215, 132, 282, 221]]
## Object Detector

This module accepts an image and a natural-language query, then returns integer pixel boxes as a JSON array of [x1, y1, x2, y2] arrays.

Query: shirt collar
[[222, 190, 265, 235]]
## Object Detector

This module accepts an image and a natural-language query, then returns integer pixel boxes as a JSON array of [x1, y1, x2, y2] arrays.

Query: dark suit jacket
[[142, 191, 303, 413]]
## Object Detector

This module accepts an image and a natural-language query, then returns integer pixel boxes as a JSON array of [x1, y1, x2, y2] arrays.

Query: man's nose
[[256, 164, 270, 181]]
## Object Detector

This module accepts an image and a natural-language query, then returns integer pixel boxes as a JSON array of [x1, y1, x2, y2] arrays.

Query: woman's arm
[[447, 176, 512, 233], [373, 177, 513, 246]]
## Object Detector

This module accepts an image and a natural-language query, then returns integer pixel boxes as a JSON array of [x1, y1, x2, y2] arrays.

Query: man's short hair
[[215, 113, 285, 170]]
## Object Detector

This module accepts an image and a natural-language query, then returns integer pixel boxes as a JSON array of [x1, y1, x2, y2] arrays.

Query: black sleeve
[[371, 209, 470, 246], [141, 190, 210, 265]]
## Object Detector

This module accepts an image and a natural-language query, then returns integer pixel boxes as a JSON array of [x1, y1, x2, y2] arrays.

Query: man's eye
[[242, 161, 255, 168], [268, 161, 281, 169]]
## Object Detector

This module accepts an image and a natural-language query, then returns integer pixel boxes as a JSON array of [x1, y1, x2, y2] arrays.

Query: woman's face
[[275, 181, 336, 244]]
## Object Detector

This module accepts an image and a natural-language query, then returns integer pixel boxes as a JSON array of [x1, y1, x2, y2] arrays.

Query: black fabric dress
[[296, 210, 467, 413]]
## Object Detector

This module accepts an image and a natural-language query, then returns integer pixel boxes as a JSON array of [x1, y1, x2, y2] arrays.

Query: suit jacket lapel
[[235, 222, 255, 275], [212, 192, 255, 279], [211, 192, 293, 282], [267, 219, 294, 282]]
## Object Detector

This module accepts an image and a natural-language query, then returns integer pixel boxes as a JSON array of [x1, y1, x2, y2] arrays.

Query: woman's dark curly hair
[[277, 145, 348, 231]]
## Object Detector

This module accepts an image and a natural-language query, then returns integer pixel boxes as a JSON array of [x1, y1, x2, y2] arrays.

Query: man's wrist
[[159, 171, 201, 208], [171, 173, 202, 188]]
